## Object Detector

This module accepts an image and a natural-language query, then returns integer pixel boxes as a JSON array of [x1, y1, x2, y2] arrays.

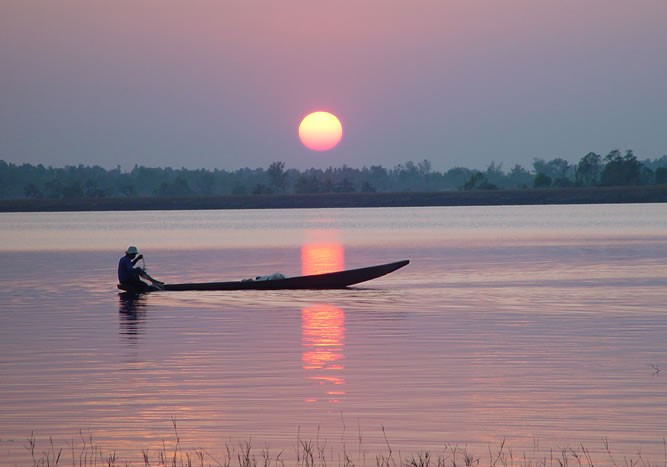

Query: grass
[[17, 422, 667, 467]]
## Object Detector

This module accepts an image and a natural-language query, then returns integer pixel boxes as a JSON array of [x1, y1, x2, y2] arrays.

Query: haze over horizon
[[2, 1, 666, 172]]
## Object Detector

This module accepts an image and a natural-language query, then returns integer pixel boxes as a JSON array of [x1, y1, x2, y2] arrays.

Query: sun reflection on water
[[301, 237, 346, 403], [302, 304, 345, 403], [300, 241, 344, 276]]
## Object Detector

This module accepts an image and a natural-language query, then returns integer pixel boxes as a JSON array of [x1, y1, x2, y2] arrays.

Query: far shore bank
[[1, 185, 666, 212]]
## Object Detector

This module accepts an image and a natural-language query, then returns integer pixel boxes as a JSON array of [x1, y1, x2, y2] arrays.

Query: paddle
[[136, 255, 165, 290], [140, 269, 165, 290]]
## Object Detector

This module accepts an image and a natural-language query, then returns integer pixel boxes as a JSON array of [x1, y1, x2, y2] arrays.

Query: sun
[[298, 111, 343, 151]]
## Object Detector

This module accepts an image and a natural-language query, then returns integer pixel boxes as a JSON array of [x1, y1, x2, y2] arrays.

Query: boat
[[117, 259, 409, 293]]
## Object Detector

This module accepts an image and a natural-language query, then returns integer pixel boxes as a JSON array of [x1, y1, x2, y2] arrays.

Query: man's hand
[[136, 254, 143, 261]]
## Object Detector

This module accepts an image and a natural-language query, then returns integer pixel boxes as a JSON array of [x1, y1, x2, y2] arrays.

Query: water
[[1, 205, 667, 465]]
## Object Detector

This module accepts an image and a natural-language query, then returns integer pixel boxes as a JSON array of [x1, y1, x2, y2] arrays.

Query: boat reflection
[[301, 237, 346, 403]]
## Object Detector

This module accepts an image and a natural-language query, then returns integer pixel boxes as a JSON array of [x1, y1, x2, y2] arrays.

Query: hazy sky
[[2, 0, 666, 171]]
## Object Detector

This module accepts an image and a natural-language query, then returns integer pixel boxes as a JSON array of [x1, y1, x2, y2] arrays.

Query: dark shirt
[[118, 255, 141, 283]]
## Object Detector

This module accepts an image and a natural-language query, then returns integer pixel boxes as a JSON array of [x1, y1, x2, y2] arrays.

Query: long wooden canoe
[[117, 259, 409, 293]]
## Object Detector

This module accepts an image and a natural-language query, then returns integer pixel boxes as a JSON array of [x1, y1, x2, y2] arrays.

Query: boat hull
[[117, 260, 409, 293]]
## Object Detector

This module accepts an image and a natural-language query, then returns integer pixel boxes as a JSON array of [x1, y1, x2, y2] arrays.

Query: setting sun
[[298, 111, 343, 151]]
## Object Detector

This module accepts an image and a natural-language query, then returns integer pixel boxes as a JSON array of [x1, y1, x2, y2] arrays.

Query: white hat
[[126, 246, 138, 255]]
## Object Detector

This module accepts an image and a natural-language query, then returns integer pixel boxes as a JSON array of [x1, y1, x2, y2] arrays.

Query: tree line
[[1, 150, 666, 200]]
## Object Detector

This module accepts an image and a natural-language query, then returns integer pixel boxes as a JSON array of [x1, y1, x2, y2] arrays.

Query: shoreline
[[1, 185, 666, 212]]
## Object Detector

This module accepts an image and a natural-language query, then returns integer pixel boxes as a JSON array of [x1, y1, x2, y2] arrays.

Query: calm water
[[1, 205, 667, 465]]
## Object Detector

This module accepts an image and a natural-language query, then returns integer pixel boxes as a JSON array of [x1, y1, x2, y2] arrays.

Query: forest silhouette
[[1, 150, 666, 204]]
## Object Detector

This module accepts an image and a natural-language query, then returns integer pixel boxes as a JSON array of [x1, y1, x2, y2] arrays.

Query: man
[[118, 246, 149, 292]]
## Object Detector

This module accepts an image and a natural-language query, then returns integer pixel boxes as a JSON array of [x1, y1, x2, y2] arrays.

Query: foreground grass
[[19, 424, 667, 467]]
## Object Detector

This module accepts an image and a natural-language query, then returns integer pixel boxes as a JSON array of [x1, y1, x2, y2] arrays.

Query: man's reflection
[[118, 292, 147, 340]]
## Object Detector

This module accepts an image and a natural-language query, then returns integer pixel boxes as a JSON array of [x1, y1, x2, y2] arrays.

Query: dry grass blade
[[16, 429, 667, 467]]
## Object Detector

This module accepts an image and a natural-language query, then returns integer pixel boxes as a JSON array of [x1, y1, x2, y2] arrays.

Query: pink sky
[[1, 0, 666, 170]]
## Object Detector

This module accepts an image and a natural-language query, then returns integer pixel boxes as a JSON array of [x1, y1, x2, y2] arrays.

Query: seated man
[[118, 246, 150, 292]]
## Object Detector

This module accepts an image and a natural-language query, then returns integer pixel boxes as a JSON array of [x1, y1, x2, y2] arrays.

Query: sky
[[1, 0, 666, 172]]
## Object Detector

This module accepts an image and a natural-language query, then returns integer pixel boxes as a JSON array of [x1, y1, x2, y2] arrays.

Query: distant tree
[[533, 159, 550, 177], [463, 172, 497, 190], [575, 152, 602, 186], [24, 183, 43, 199], [639, 166, 654, 185], [417, 159, 432, 176], [197, 171, 217, 195], [549, 158, 571, 180], [533, 173, 552, 188], [552, 176, 574, 187], [155, 177, 193, 197], [656, 167, 667, 185], [84, 179, 107, 198], [445, 167, 473, 188], [369, 165, 388, 179], [335, 177, 355, 192], [231, 184, 248, 195], [62, 181, 84, 199], [600, 150, 642, 186], [252, 184, 273, 195], [507, 164, 532, 188], [267, 161, 288, 193], [322, 177, 335, 193], [641, 155, 667, 171], [534, 157, 572, 181], [119, 183, 135, 197], [485, 161, 505, 187], [0, 162, 8, 197], [395, 161, 419, 178], [394, 161, 420, 189], [360, 180, 376, 192], [294, 175, 322, 193], [44, 179, 64, 198]]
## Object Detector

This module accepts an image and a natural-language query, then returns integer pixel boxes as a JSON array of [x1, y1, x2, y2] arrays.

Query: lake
[[1, 204, 666, 465]]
